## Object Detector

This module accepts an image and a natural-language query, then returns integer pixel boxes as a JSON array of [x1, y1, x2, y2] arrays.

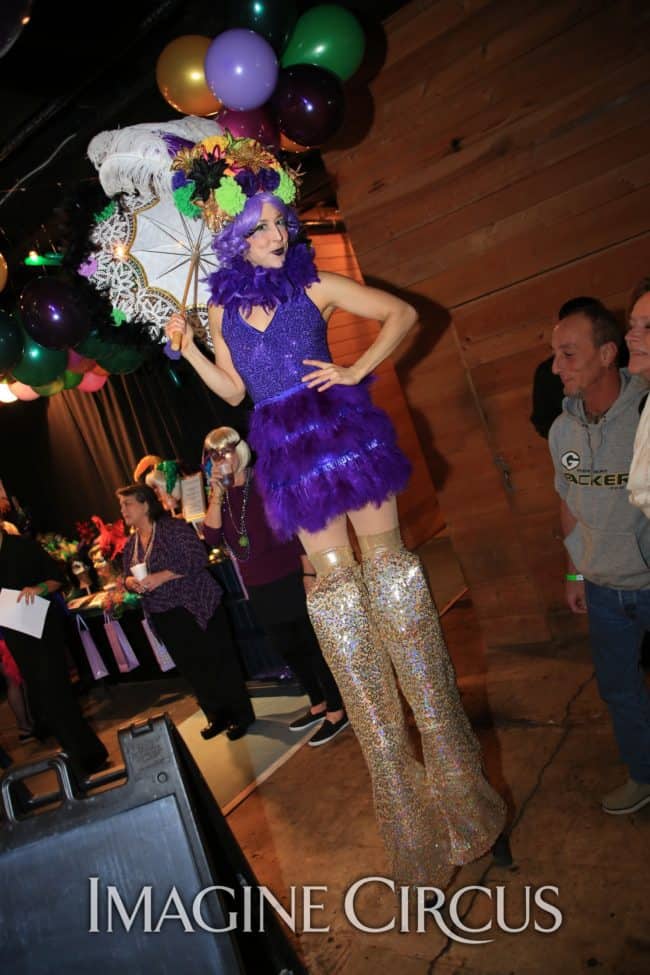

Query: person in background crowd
[[625, 276, 650, 516], [531, 297, 610, 439], [0, 527, 108, 778], [549, 298, 650, 814], [118, 483, 255, 741], [202, 426, 347, 747], [0, 631, 36, 741]]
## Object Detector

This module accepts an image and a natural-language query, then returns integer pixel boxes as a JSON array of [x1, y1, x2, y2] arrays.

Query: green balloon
[[281, 4, 365, 81], [74, 329, 107, 359], [78, 329, 144, 375], [63, 369, 84, 389], [226, 0, 298, 55], [12, 331, 67, 386], [96, 345, 144, 374], [0, 309, 24, 373], [33, 375, 65, 397]]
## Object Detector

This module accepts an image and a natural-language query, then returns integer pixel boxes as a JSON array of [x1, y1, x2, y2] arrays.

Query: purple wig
[[213, 193, 301, 267]]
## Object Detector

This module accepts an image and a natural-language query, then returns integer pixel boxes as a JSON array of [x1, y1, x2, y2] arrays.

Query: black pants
[[151, 603, 254, 725], [5, 614, 108, 776], [249, 572, 343, 712]]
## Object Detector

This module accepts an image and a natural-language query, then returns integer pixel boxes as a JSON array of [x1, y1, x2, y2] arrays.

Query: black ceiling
[[0, 0, 405, 296]]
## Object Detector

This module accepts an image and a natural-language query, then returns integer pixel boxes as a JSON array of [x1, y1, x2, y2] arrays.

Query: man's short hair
[[558, 296, 599, 319], [561, 298, 623, 351]]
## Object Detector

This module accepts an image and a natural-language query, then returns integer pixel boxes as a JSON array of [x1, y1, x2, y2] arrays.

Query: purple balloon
[[218, 105, 279, 148], [271, 64, 344, 147], [204, 29, 279, 111], [19, 278, 92, 350]]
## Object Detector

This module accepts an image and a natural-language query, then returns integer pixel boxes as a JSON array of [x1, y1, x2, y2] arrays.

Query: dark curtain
[[0, 360, 250, 535]]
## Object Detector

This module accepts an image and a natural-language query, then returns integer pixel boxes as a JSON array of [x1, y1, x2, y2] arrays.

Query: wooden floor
[[2, 541, 650, 974]]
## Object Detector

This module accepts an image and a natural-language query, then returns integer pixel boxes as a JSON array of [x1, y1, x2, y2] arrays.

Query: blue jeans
[[585, 581, 650, 783]]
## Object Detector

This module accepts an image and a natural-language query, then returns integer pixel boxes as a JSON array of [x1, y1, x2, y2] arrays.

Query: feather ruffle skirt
[[249, 381, 411, 539]]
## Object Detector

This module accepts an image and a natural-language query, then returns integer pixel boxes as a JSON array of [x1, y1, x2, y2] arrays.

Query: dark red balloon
[[19, 277, 92, 350], [271, 64, 344, 147], [218, 105, 279, 149]]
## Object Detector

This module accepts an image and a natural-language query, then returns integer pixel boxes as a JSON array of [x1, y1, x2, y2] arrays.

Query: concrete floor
[[1, 541, 649, 974]]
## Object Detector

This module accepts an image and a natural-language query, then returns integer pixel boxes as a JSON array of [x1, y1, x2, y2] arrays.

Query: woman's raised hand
[[208, 469, 226, 503], [301, 359, 362, 392], [165, 312, 194, 354]]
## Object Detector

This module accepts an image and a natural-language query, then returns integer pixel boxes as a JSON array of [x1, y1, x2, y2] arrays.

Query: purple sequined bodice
[[222, 290, 330, 403]]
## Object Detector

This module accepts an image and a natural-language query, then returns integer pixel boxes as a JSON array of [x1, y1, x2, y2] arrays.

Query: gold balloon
[[156, 35, 223, 116], [0, 253, 8, 292]]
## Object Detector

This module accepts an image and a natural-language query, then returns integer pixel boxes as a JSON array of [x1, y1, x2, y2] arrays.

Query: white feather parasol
[[83, 116, 222, 344]]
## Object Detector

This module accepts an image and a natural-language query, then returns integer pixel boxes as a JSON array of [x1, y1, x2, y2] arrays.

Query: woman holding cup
[[118, 483, 254, 740]]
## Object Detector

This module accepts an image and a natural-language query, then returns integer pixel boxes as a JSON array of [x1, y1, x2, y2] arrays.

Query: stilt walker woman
[[165, 132, 507, 885]]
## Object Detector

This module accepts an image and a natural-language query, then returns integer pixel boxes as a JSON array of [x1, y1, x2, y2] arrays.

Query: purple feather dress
[[220, 287, 411, 540]]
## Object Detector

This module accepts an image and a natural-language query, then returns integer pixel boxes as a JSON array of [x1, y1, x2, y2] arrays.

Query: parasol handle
[[171, 251, 201, 352]]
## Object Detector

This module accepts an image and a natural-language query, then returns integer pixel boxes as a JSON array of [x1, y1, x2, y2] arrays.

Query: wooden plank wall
[[310, 232, 444, 548], [323, 0, 650, 646]]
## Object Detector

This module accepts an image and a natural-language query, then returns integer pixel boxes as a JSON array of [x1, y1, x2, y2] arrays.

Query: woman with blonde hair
[[202, 426, 347, 747]]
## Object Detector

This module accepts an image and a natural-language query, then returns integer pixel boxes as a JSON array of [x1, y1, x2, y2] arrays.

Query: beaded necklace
[[136, 521, 156, 567], [223, 469, 252, 562]]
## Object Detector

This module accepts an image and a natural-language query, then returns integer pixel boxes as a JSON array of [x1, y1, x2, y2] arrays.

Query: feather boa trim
[[208, 242, 319, 314], [249, 382, 412, 540]]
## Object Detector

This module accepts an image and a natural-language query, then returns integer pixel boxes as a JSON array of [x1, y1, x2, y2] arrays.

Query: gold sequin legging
[[306, 541, 506, 886]]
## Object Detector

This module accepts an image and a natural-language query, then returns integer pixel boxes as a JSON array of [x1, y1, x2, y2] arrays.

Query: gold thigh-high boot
[[306, 545, 453, 886], [359, 529, 507, 866]]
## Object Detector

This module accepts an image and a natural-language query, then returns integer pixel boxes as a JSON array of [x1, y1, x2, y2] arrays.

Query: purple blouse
[[122, 515, 221, 629], [202, 474, 303, 587]]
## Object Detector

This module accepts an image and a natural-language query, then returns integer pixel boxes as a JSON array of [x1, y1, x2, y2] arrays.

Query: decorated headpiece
[[170, 131, 301, 233]]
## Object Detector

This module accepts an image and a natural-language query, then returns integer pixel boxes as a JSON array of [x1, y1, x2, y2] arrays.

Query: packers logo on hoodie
[[561, 450, 580, 470]]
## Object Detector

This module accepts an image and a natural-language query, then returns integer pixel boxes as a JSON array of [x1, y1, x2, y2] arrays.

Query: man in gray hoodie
[[549, 299, 650, 815]]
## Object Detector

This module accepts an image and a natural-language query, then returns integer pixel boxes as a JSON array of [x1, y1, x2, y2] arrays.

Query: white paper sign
[[0, 588, 50, 639], [181, 473, 206, 523]]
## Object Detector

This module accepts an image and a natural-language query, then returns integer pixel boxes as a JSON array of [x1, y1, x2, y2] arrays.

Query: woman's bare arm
[[165, 306, 247, 406], [302, 272, 417, 391]]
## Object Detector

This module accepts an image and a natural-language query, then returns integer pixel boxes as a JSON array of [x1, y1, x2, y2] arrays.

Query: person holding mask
[[201, 426, 347, 746], [118, 484, 254, 741], [164, 133, 506, 885]]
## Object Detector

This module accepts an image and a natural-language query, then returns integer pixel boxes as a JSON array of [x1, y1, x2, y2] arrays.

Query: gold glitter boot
[[360, 530, 507, 866], [306, 546, 453, 886]]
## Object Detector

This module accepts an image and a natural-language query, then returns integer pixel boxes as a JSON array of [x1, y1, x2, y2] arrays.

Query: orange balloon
[[156, 35, 223, 116], [93, 365, 110, 376], [280, 132, 311, 154], [0, 253, 7, 292]]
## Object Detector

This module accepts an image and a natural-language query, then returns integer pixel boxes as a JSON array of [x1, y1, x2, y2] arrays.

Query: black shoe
[[200, 718, 229, 740], [289, 708, 326, 732], [492, 832, 513, 867], [308, 714, 349, 747], [226, 719, 253, 741]]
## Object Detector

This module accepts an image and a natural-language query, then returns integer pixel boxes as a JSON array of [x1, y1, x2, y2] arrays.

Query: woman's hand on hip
[[302, 359, 362, 391], [165, 313, 194, 354]]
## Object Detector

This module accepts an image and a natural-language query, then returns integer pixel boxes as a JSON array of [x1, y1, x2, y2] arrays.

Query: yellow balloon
[[156, 35, 223, 116], [0, 253, 7, 292]]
